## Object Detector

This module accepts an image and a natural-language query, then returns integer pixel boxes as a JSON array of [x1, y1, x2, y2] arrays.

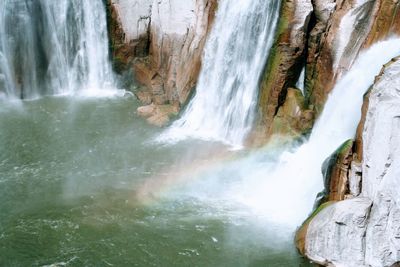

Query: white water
[[176, 38, 400, 229], [235, 38, 400, 226], [0, 0, 116, 99], [296, 66, 306, 95], [159, 0, 280, 147]]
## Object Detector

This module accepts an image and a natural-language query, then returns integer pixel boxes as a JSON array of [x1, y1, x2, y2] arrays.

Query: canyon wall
[[298, 57, 400, 267], [108, 0, 217, 126], [256, 0, 400, 143]]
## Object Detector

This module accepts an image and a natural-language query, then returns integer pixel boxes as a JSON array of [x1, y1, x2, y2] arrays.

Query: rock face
[[307, 0, 400, 112], [300, 57, 400, 267], [134, 0, 217, 106], [305, 198, 372, 267], [106, 0, 152, 70], [257, 0, 400, 143], [256, 0, 313, 143], [107, 0, 217, 125], [322, 139, 354, 202], [269, 88, 314, 139]]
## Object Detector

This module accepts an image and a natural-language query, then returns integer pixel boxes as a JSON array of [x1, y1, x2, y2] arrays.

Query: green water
[[0, 96, 311, 266]]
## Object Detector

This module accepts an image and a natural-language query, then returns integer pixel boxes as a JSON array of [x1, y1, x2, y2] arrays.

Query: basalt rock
[[322, 139, 354, 202], [299, 57, 400, 267], [134, 0, 217, 107], [269, 88, 314, 139], [255, 0, 313, 144], [256, 0, 400, 145], [106, 0, 152, 72], [307, 0, 400, 114]]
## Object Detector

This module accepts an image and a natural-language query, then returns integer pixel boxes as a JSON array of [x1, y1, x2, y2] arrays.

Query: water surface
[[0, 96, 310, 266]]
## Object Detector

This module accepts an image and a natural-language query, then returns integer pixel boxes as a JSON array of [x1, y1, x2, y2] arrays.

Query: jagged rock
[[307, 0, 400, 114], [269, 88, 314, 138], [300, 57, 400, 266], [109, 0, 152, 44], [362, 57, 400, 267], [363, 0, 400, 47], [107, 0, 217, 107], [348, 161, 362, 197], [306, 0, 376, 113], [322, 139, 354, 202], [295, 201, 335, 256], [135, 90, 152, 105], [305, 197, 372, 267], [106, 0, 152, 71], [255, 0, 313, 144]]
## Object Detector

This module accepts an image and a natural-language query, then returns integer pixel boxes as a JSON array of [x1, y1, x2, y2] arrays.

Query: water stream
[[1, 0, 399, 265], [159, 0, 280, 147], [0, 0, 116, 99]]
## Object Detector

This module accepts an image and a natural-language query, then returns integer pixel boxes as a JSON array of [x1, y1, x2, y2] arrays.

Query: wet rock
[[137, 104, 179, 127], [269, 88, 314, 139], [106, 0, 152, 71], [256, 0, 313, 144], [300, 57, 400, 267], [307, 0, 400, 114], [322, 139, 354, 202]]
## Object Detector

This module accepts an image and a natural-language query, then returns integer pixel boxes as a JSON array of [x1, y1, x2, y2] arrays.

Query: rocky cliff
[[107, 0, 217, 126], [256, 0, 400, 143], [297, 57, 400, 267]]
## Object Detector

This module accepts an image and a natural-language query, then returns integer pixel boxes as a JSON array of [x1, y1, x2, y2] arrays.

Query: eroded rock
[[134, 0, 217, 106], [255, 0, 313, 144], [300, 57, 400, 267]]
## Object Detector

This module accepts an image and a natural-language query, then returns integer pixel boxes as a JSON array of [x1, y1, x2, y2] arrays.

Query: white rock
[[362, 58, 400, 267], [305, 58, 400, 267], [305, 198, 372, 267], [110, 0, 153, 42]]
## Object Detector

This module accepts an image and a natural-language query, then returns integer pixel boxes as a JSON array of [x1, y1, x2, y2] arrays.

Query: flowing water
[[224, 38, 400, 226], [0, 96, 311, 266], [0, 0, 115, 99], [159, 0, 280, 147], [0, 0, 310, 265], [1, 0, 399, 265]]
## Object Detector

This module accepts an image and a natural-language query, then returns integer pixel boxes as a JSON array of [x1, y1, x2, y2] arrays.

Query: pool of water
[[0, 95, 311, 266]]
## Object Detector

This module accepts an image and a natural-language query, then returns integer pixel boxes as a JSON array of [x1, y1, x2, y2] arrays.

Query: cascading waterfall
[[159, 0, 280, 147], [0, 0, 115, 99], [233, 38, 400, 226]]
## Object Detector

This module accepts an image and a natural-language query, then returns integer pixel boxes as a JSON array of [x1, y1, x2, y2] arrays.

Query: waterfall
[[0, 0, 115, 99], [159, 0, 281, 147], [231, 38, 400, 226], [296, 67, 305, 95]]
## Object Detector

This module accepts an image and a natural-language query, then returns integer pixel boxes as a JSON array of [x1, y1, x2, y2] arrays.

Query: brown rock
[[137, 104, 179, 127], [270, 88, 314, 138], [133, 0, 218, 107], [137, 104, 156, 118], [326, 140, 354, 201], [105, 0, 151, 72], [255, 0, 313, 145]]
